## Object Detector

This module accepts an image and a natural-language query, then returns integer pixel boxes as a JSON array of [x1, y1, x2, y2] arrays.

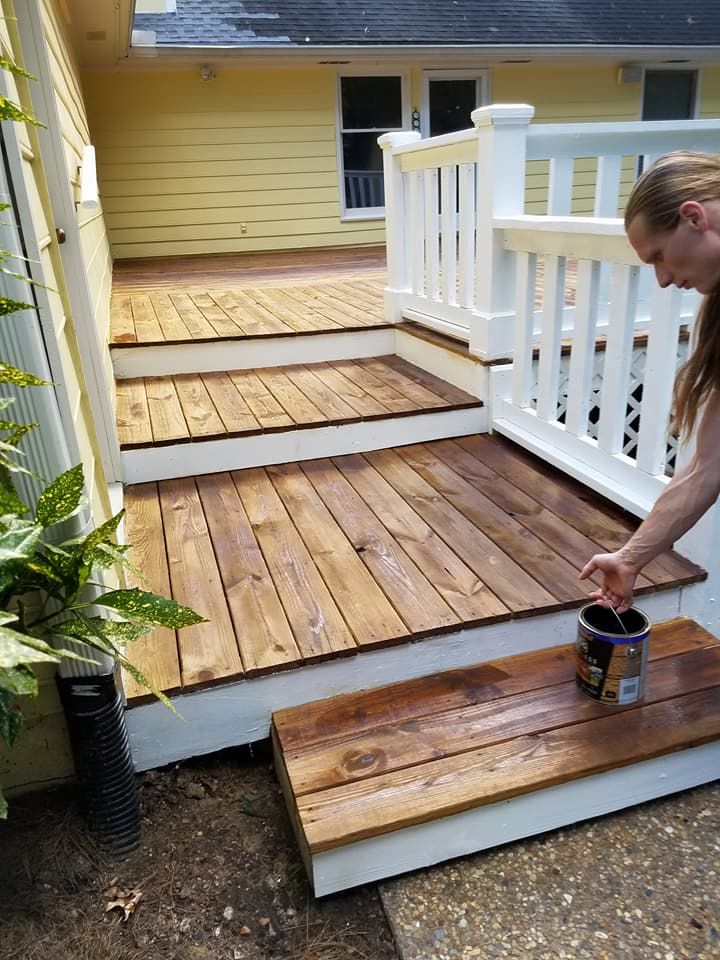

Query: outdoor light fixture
[[200, 64, 216, 81]]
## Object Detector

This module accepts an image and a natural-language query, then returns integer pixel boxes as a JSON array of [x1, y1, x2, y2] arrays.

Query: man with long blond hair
[[580, 151, 720, 610]]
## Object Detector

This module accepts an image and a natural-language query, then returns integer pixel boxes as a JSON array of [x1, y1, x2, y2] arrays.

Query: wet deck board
[[115, 357, 482, 448], [270, 618, 720, 896], [121, 435, 705, 700]]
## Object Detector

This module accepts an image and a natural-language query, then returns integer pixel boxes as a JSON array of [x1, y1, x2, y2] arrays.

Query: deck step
[[272, 617, 720, 896], [117, 356, 485, 482]]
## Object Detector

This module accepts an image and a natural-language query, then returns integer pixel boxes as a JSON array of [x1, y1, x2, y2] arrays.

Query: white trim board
[[111, 327, 395, 379], [394, 326, 487, 398], [121, 406, 486, 483], [310, 740, 720, 896], [124, 588, 685, 772]]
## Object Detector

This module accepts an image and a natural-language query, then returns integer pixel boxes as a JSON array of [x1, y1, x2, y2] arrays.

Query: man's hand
[[579, 552, 639, 613]]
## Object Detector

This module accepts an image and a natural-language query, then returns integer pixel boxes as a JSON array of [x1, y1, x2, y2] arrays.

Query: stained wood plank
[[150, 292, 192, 341], [395, 443, 590, 606], [195, 472, 301, 675], [297, 686, 720, 853], [328, 360, 416, 413], [458, 435, 704, 588], [116, 378, 153, 447], [297, 286, 376, 326], [333, 452, 509, 624], [145, 376, 189, 444], [189, 292, 243, 338], [226, 289, 295, 336], [110, 294, 136, 343], [285, 287, 368, 329], [245, 287, 336, 332], [228, 370, 294, 431], [122, 482, 181, 698], [158, 477, 243, 686], [168, 293, 217, 339], [254, 367, 326, 426], [268, 463, 411, 647], [428, 438, 610, 591], [364, 448, 560, 614], [200, 373, 261, 435], [284, 644, 720, 796], [173, 373, 227, 439], [231, 467, 357, 661], [301, 458, 460, 637], [131, 294, 163, 342], [358, 357, 453, 409], [306, 363, 392, 419], [282, 365, 358, 423], [382, 355, 479, 407], [273, 618, 711, 751]]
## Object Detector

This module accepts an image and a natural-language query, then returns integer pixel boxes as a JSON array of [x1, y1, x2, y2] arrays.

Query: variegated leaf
[[35, 463, 84, 527], [95, 588, 206, 629]]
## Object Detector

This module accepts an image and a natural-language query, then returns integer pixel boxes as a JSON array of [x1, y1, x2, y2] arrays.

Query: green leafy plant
[[0, 54, 205, 818]]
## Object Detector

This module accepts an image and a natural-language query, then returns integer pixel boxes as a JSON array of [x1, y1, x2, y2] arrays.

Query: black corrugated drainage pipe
[[57, 671, 141, 856]]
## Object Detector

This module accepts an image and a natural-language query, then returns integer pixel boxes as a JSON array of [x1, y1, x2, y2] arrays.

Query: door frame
[[420, 69, 490, 138]]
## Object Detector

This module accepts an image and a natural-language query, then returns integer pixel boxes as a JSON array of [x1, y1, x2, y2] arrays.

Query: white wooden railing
[[380, 106, 720, 514]]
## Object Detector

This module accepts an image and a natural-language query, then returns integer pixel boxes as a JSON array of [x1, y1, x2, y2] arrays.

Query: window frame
[[419, 69, 490, 138], [335, 69, 410, 222]]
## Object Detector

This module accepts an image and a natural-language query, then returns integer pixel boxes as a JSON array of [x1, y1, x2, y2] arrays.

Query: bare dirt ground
[[0, 742, 400, 960]]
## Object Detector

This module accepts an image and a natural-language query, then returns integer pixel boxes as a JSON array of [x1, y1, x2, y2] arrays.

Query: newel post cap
[[378, 131, 422, 149], [471, 104, 535, 129]]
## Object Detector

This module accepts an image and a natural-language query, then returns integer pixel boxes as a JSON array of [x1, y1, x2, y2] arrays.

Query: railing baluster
[[536, 254, 566, 421], [594, 155, 622, 217], [424, 168, 440, 300], [458, 162, 475, 309], [565, 259, 601, 437], [635, 285, 682, 475], [409, 170, 425, 295], [597, 263, 641, 454], [512, 251, 537, 409], [441, 166, 457, 306], [547, 157, 573, 215]]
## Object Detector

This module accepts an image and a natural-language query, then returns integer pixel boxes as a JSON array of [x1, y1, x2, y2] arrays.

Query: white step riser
[[112, 328, 395, 378], [311, 740, 720, 896], [125, 586, 687, 772], [121, 406, 486, 483]]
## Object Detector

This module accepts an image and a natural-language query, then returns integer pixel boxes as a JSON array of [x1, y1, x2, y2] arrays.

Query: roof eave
[[126, 41, 720, 64]]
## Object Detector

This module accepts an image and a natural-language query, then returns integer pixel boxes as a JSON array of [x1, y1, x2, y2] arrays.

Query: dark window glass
[[341, 76, 402, 129], [342, 132, 385, 208], [642, 70, 697, 120], [429, 79, 477, 136]]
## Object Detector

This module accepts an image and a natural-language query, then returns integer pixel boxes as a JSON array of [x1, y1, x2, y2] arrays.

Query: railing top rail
[[527, 118, 720, 160], [391, 126, 476, 157], [496, 215, 639, 263]]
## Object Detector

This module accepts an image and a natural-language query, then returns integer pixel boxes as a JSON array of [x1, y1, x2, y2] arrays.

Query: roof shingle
[[133, 1, 720, 48]]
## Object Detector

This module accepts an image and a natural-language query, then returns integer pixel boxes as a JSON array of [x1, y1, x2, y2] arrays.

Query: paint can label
[[576, 603, 650, 705]]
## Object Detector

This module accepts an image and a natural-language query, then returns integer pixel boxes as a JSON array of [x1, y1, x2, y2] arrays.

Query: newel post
[[379, 131, 421, 323], [471, 104, 534, 361]]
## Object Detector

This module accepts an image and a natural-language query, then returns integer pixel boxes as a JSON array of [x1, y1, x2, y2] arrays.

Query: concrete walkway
[[380, 781, 720, 960]]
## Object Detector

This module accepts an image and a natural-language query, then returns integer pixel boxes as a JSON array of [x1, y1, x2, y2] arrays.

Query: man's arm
[[580, 389, 720, 610]]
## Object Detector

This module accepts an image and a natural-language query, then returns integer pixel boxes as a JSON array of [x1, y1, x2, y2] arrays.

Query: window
[[338, 75, 404, 216], [642, 69, 697, 120]]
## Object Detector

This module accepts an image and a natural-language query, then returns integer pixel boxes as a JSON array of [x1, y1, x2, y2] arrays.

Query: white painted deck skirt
[[121, 406, 486, 483], [125, 588, 686, 773]]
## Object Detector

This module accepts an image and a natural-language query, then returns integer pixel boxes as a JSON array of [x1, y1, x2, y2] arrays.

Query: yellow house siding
[[700, 67, 720, 117], [85, 68, 387, 258], [0, 0, 114, 795]]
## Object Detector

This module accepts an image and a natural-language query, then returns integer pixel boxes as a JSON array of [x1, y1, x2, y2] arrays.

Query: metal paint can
[[576, 602, 650, 705]]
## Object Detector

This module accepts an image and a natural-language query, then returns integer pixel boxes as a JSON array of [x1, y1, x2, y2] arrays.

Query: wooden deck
[[110, 276, 388, 345], [122, 434, 704, 702], [273, 617, 720, 894], [116, 356, 481, 448]]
